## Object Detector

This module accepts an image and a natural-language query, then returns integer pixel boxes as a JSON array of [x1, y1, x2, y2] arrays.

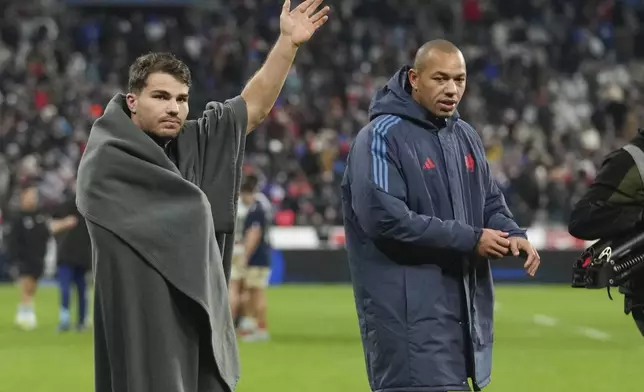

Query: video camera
[[572, 230, 644, 290]]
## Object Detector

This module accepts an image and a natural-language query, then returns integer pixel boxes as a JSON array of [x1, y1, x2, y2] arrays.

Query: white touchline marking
[[532, 314, 559, 327], [577, 327, 611, 341], [494, 302, 502, 312]]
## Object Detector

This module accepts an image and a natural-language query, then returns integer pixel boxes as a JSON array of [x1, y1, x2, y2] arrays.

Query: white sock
[[239, 317, 257, 332]]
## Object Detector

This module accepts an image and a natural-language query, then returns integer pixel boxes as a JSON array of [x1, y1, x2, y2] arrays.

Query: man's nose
[[444, 80, 457, 95], [167, 100, 180, 114]]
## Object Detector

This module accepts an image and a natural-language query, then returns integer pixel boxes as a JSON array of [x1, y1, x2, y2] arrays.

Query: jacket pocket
[[471, 267, 494, 348]]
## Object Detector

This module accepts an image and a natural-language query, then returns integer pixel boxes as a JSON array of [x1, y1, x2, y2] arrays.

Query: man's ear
[[125, 93, 137, 114], [408, 68, 419, 91]]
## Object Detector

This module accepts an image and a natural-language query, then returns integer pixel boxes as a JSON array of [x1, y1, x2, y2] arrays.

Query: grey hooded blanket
[[77, 94, 247, 392]]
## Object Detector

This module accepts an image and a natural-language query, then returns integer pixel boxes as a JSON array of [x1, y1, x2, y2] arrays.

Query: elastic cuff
[[471, 226, 483, 252]]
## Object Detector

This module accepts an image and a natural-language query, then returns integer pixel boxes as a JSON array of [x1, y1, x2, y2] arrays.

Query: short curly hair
[[128, 52, 191, 93]]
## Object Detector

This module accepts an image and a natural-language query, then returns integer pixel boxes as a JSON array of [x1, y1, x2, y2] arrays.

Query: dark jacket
[[569, 129, 644, 240], [53, 197, 91, 270], [341, 67, 525, 392], [568, 129, 644, 334], [4, 210, 50, 265]]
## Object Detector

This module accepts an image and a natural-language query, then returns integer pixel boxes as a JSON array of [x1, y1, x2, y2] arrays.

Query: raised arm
[[240, 0, 329, 133]]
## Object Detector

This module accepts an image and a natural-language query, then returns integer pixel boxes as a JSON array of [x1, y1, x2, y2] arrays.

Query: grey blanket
[[77, 93, 246, 392]]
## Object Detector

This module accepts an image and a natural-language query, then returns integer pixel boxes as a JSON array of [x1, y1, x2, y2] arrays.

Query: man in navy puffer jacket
[[341, 39, 541, 392]]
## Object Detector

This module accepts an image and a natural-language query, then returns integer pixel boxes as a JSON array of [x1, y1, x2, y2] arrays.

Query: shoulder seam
[[457, 119, 484, 149], [375, 115, 411, 144], [457, 119, 476, 134]]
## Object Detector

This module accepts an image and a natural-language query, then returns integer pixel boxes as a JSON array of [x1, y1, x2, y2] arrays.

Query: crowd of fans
[[2, 0, 644, 232]]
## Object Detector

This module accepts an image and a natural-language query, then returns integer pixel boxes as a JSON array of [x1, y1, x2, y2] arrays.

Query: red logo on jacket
[[465, 153, 475, 172], [422, 157, 436, 170]]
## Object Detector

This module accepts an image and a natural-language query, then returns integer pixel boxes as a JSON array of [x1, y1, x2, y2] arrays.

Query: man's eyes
[[153, 95, 187, 102]]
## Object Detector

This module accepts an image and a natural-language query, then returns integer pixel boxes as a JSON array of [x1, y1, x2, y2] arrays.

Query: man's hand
[[509, 237, 540, 277], [280, 0, 330, 47], [64, 215, 79, 228], [476, 229, 510, 259], [48, 215, 79, 235], [240, 0, 330, 133]]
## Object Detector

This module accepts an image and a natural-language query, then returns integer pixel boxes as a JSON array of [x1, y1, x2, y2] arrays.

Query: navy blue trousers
[[57, 264, 88, 326]]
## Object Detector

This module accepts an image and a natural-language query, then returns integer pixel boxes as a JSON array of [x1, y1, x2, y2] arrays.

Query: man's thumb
[[283, 0, 291, 12]]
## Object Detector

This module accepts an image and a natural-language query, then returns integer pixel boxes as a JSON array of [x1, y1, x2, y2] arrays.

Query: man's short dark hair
[[241, 174, 260, 194], [128, 52, 192, 93]]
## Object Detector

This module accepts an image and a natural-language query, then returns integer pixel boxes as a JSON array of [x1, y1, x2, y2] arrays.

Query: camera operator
[[569, 129, 644, 336]]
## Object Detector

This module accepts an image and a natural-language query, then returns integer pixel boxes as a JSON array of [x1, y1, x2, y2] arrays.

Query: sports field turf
[[0, 284, 641, 392]]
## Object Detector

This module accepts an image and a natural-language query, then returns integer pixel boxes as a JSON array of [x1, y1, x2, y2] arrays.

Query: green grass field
[[0, 283, 641, 392]]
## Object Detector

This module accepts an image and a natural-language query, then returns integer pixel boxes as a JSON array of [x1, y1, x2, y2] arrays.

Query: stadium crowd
[[2, 0, 644, 232]]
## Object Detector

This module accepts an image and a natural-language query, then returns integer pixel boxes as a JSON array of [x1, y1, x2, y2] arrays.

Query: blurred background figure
[[4, 180, 76, 330], [232, 173, 274, 342], [50, 183, 91, 332], [230, 190, 251, 329], [5, 182, 49, 330]]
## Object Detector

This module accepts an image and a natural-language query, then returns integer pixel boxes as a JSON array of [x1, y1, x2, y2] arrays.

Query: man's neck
[[129, 114, 174, 148], [145, 131, 173, 148], [410, 92, 448, 128]]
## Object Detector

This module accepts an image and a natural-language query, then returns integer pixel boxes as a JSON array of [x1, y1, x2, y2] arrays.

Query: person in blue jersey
[[51, 186, 93, 332], [231, 174, 273, 342], [341, 39, 541, 392]]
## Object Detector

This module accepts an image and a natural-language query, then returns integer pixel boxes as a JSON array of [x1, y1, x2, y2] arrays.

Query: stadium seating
[[2, 0, 644, 230]]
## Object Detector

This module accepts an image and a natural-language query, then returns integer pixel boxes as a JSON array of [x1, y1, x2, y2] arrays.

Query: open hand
[[509, 237, 540, 277], [280, 0, 330, 47]]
